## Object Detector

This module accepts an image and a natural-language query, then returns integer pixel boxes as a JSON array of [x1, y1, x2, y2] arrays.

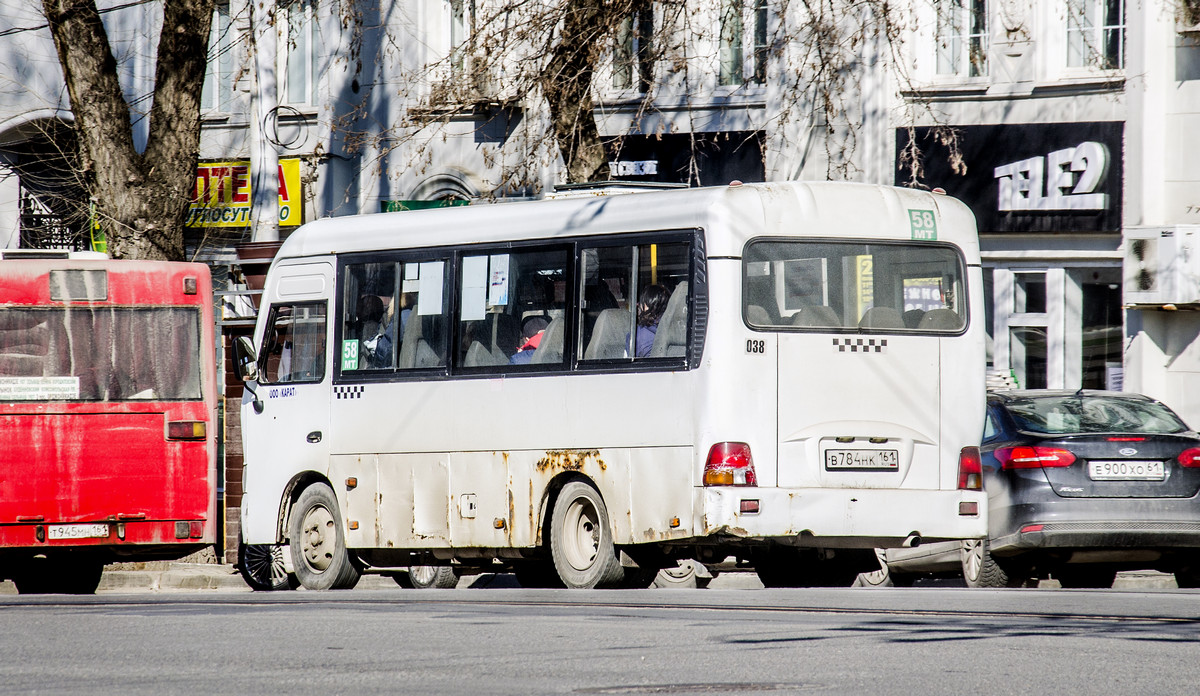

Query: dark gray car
[[866, 390, 1200, 589]]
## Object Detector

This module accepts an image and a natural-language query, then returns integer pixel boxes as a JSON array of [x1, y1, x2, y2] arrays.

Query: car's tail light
[[703, 442, 757, 486], [1178, 448, 1200, 468], [958, 446, 982, 490], [995, 445, 1076, 469], [1108, 437, 1145, 442], [167, 421, 207, 440]]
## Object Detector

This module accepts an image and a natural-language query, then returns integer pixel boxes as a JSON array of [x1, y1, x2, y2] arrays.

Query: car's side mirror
[[235, 336, 259, 383]]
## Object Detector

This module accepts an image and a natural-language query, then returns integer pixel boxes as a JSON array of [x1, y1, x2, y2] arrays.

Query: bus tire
[[289, 483, 361, 590], [407, 565, 459, 589], [549, 481, 625, 589], [13, 556, 103, 594], [238, 539, 298, 591]]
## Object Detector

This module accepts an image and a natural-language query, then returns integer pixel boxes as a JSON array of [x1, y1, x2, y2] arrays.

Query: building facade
[[1, 0, 1199, 423]]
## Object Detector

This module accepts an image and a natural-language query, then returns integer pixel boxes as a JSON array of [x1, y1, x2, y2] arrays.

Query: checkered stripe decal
[[832, 338, 887, 353], [334, 385, 365, 399]]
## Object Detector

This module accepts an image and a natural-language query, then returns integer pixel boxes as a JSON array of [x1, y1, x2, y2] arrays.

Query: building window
[[201, 2, 234, 112], [449, 0, 473, 76], [936, 0, 988, 78], [1067, 0, 1125, 69], [280, 0, 319, 106], [719, 0, 767, 86], [752, 0, 768, 84], [613, 8, 653, 91]]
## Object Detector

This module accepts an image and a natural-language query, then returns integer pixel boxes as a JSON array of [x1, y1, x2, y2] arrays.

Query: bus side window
[[579, 246, 632, 361], [397, 259, 450, 370], [342, 262, 398, 371], [262, 303, 327, 383], [460, 247, 567, 369], [577, 240, 691, 364]]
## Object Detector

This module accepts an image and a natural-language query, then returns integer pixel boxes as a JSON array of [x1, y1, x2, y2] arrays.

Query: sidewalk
[[0, 565, 1180, 594]]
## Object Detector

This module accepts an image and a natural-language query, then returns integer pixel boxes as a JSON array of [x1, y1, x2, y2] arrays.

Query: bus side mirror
[[235, 336, 260, 383]]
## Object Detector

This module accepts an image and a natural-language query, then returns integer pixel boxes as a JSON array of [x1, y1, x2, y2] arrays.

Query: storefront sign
[[896, 122, 1124, 234], [602, 132, 764, 186], [187, 158, 302, 228]]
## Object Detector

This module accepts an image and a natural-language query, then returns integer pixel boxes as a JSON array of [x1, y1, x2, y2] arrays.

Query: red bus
[[0, 254, 218, 593]]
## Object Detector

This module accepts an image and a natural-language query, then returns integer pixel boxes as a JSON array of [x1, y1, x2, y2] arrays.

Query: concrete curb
[[0, 565, 1175, 594]]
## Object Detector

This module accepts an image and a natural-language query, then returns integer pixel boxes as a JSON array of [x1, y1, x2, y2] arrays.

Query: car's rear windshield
[[1005, 395, 1189, 435]]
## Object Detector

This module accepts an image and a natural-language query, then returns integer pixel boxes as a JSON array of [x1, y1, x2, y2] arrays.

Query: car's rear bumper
[[992, 521, 1200, 554]]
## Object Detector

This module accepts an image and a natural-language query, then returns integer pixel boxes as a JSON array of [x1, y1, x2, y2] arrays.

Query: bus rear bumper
[[697, 486, 987, 548], [0, 520, 215, 550]]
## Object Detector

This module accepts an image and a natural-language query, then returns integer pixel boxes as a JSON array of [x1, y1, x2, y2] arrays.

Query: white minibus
[[236, 181, 987, 590]]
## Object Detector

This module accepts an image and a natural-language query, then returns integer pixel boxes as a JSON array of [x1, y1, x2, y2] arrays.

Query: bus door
[[242, 262, 333, 544], [746, 240, 965, 492]]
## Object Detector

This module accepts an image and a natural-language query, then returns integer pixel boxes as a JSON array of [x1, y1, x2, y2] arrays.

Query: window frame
[[934, 0, 989, 80], [258, 300, 329, 385], [335, 251, 454, 382], [1065, 0, 1125, 71], [718, 0, 768, 87], [740, 237, 971, 336], [278, 0, 321, 107], [612, 7, 655, 92], [574, 231, 699, 372], [331, 229, 706, 385], [201, 1, 235, 114]]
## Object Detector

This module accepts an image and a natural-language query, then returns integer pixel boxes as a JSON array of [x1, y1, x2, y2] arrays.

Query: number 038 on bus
[[236, 181, 987, 590]]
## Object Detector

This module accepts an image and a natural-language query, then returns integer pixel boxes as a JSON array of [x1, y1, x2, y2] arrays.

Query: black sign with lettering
[[894, 122, 1124, 234], [603, 131, 765, 187]]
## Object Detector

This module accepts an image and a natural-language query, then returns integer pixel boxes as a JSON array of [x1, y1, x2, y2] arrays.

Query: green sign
[[909, 209, 938, 241], [341, 340, 359, 371], [381, 199, 470, 212]]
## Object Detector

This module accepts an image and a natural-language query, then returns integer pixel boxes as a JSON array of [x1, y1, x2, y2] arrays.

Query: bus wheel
[[549, 481, 625, 589], [13, 556, 103, 594], [289, 483, 361, 590], [238, 539, 298, 591], [654, 560, 710, 589], [407, 565, 459, 589]]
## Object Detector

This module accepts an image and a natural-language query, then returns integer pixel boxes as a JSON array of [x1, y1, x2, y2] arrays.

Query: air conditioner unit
[[1124, 225, 1200, 306]]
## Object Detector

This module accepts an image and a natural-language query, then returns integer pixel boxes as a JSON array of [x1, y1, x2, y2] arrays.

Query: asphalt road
[[3, 587, 1199, 695]]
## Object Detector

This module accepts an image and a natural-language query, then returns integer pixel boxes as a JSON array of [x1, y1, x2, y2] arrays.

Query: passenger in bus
[[398, 292, 416, 336], [510, 315, 549, 364], [356, 294, 393, 368], [630, 284, 670, 357], [462, 314, 521, 366]]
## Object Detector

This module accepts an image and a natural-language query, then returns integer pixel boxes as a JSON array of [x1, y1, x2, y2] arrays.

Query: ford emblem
[[1119, 447, 1137, 456]]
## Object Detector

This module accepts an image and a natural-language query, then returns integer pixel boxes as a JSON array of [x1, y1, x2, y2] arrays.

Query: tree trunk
[[41, 0, 213, 260], [541, 0, 652, 184]]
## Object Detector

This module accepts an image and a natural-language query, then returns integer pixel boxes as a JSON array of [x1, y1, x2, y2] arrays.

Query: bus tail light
[[958, 446, 982, 490], [175, 521, 205, 539], [167, 421, 207, 440], [704, 442, 757, 486], [995, 446, 1075, 469], [1178, 448, 1200, 467]]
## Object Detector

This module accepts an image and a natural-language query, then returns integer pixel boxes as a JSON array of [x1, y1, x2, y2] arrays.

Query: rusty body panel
[[328, 446, 694, 553]]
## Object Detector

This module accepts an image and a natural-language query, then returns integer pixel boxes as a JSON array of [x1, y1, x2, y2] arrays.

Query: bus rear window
[[743, 240, 967, 332], [0, 307, 202, 401]]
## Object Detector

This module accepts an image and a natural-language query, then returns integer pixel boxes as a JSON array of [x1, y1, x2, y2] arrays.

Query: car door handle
[[306, 431, 322, 443]]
